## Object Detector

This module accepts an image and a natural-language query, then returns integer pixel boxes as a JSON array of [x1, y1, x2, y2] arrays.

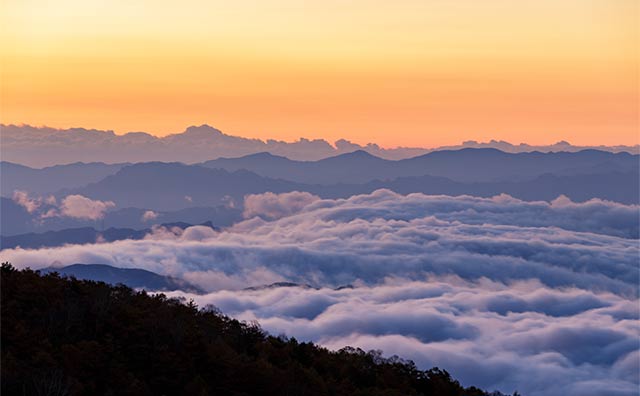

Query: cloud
[[2, 190, 638, 395], [12, 190, 41, 213], [166, 279, 639, 396], [243, 191, 320, 220], [59, 195, 115, 220], [141, 210, 159, 222], [181, 225, 218, 241], [39, 208, 60, 219], [4, 191, 638, 295], [10, 191, 116, 221]]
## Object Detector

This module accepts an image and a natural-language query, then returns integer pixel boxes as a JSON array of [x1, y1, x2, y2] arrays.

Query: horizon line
[[3, 122, 638, 151]]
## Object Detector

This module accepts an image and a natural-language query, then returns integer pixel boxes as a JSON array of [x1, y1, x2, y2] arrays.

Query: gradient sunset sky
[[1, 0, 638, 147]]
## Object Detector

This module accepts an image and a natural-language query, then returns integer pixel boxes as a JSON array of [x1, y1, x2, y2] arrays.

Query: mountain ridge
[[3, 123, 638, 167], [2, 264, 504, 396], [40, 263, 204, 293]]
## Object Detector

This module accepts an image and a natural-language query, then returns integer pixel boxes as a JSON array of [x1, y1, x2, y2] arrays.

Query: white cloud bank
[[2, 190, 638, 396], [169, 279, 639, 396]]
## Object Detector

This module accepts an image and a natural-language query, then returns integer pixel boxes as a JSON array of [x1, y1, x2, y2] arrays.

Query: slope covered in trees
[[0, 264, 515, 396]]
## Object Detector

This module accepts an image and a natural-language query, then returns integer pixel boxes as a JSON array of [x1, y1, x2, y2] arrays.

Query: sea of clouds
[[3, 190, 639, 396]]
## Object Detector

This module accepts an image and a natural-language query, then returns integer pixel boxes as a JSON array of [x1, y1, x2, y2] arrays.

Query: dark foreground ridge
[[1, 264, 517, 396]]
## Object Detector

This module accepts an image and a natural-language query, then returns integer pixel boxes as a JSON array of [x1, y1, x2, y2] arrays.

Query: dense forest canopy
[[1, 263, 516, 396]]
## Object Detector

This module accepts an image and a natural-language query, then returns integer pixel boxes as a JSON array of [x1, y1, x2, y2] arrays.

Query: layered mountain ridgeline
[[2, 149, 636, 237], [0, 161, 129, 194], [200, 148, 639, 184], [70, 160, 638, 207], [3, 123, 637, 167], [1, 124, 425, 165], [2, 149, 638, 211], [4, 148, 638, 190], [1, 264, 516, 396]]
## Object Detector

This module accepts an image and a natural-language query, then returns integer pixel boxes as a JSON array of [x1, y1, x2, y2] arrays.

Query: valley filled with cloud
[[4, 190, 638, 396]]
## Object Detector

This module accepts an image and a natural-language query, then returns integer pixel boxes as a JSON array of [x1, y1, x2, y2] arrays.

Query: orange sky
[[1, 0, 638, 147]]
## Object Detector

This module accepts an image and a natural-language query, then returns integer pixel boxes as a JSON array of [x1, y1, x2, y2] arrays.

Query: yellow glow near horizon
[[1, 0, 638, 147]]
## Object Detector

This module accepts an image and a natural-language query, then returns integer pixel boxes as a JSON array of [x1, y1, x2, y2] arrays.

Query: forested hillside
[[1, 264, 512, 396]]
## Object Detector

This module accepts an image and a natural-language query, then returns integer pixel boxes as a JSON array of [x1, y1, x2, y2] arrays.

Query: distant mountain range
[[3, 161, 637, 241], [40, 263, 203, 293], [1, 161, 128, 195], [62, 162, 305, 210], [201, 148, 638, 184], [57, 157, 639, 210], [1, 147, 637, 235], [2, 124, 638, 167], [3, 146, 637, 191]]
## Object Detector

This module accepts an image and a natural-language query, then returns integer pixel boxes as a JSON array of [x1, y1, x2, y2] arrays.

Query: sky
[[1, 0, 638, 147]]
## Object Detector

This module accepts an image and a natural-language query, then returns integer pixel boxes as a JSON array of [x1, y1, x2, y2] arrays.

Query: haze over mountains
[[2, 124, 638, 167]]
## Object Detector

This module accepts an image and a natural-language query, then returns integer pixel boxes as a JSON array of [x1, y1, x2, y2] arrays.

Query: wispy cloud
[[11, 191, 115, 221], [12, 190, 41, 213]]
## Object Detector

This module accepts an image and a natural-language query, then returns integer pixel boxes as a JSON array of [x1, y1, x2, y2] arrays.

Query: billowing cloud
[[141, 210, 159, 222], [166, 279, 639, 396], [243, 191, 320, 220], [2, 190, 638, 396], [59, 195, 115, 220]]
